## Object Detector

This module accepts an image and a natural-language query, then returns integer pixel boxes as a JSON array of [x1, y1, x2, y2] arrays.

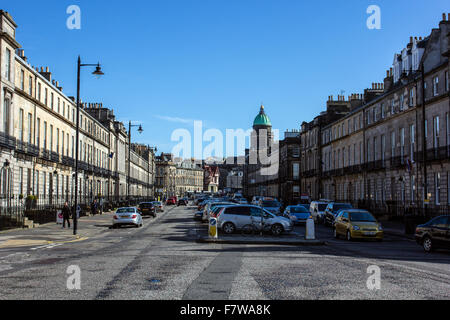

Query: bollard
[[209, 217, 218, 239], [305, 217, 315, 240]]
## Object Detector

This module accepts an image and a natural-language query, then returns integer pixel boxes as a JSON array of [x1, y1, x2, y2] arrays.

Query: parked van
[[310, 200, 330, 224]]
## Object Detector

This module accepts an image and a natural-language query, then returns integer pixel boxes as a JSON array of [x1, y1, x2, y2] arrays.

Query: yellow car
[[334, 209, 383, 241]]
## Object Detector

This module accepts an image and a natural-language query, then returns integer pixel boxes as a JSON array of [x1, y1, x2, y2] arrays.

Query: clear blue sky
[[4, 0, 449, 156]]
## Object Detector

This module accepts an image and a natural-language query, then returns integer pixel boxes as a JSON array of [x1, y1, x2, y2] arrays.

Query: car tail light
[[217, 208, 225, 218], [113, 215, 118, 220], [132, 215, 137, 219]]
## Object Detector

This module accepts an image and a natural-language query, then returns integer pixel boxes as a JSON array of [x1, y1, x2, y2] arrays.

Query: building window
[[36, 118, 40, 148], [3, 98, 10, 135], [38, 83, 41, 101], [19, 109, 24, 141], [29, 76, 33, 95], [20, 70, 25, 90], [51, 93, 54, 109], [400, 128, 405, 161], [433, 116, 440, 149], [446, 71, 449, 92], [399, 94, 404, 111], [50, 124, 53, 151], [381, 103, 385, 119], [433, 76, 439, 96], [435, 173, 441, 205], [45, 88, 48, 105], [43, 121, 47, 149], [293, 163, 299, 180], [391, 131, 395, 158], [5, 49, 11, 81], [28, 113, 32, 143], [409, 87, 415, 107], [410, 124, 415, 162]]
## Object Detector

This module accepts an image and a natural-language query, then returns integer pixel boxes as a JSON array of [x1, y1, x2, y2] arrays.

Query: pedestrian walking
[[62, 202, 71, 229], [91, 199, 98, 216], [99, 198, 104, 215]]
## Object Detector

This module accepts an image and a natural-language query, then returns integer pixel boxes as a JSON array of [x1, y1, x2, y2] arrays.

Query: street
[[0, 205, 449, 300]]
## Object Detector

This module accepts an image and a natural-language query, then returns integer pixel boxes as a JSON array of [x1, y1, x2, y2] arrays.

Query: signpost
[[209, 218, 218, 239]]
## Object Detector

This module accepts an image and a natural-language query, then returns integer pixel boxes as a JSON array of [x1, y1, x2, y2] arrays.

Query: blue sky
[[4, 0, 449, 156]]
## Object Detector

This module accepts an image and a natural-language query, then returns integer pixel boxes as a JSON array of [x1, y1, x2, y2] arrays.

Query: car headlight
[[353, 226, 360, 231], [378, 225, 383, 231]]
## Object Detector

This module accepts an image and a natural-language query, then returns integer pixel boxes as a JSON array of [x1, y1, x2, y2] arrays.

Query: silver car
[[217, 205, 293, 236], [112, 207, 143, 228]]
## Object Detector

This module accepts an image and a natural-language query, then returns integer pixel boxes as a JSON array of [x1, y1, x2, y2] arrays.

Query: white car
[[112, 207, 143, 228]]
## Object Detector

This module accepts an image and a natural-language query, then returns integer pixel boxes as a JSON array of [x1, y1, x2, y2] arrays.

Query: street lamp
[[127, 121, 143, 200], [73, 56, 104, 235]]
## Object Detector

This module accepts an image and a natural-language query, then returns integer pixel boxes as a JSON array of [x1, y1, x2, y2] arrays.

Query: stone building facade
[[0, 11, 156, 228], [304, 14, 450, 216]]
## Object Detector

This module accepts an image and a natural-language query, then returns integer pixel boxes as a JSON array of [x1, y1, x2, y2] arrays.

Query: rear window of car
[[139, 203, 154, 208], [117, 208, 135, 213]]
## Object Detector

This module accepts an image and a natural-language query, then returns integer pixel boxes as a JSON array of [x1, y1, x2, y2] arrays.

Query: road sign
[[209, 218, 218, 239]]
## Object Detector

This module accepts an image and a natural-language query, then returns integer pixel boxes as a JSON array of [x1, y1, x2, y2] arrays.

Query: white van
[[310, 201, 330, 224]]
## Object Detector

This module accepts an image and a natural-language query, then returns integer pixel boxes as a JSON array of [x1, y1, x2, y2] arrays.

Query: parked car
[[138, 202, 156, 217], [310, 201, 330, 224], [178, 198, 189, 206], [284, 205, 311, 225], [166, 197, 177, 205], [259, 200, 281, 215], [112, 207, 143, 228], [324, 203, 353, 226], [216, 205, 293, 236], [152, 201, 164, 212], [298, 203, 310, 212], [202, 201, 234, 222], [415, 215, 450, 253], [333, 209, 383, 241]]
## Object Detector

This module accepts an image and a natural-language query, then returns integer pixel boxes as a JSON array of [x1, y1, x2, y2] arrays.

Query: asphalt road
[[0, 205, 449, 300]]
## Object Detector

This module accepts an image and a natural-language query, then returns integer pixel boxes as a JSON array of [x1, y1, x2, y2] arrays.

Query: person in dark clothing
[[91, 199, 98, 216], [62, 202, 71, 228]]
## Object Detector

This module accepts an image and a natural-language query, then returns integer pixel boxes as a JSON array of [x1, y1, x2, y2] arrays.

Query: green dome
[[253, 105, 272, 127]]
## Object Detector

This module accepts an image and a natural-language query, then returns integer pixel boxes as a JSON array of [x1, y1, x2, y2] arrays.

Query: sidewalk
[[0, 211, 115, 249]]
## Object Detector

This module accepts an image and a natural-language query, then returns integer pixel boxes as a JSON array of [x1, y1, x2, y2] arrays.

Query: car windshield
[[317, 204, 328, 211], [154, 202, 161, 205], [117, 208, 135, 213], [334, 204, 352, 211], [291, 206, 309, 213], [350, 211, 376, 222], [262, 201, 279, 207]]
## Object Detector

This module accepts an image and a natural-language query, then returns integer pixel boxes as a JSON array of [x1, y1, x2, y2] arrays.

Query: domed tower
[[251, 105, 273, 154]]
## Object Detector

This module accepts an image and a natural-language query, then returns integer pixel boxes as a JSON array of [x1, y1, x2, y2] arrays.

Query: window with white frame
[[433, 76, 439, 96], [409, 87, 415, 107], [433, 116, 440, 149], [391, 131, 395, 158], [435, 172, 441, 205], [5, 49, 11, 81], [410, 124, 415, 162], [399, 94, 404, 111]]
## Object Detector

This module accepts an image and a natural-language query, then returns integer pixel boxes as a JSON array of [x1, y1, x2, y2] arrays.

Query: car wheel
[[423, 236, 433, 253], [271, 224, 283, 236], [222, 222, 236, 234], [346, 230, 352, 241]]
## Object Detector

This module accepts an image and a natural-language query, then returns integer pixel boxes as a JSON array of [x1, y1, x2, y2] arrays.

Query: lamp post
[[127, 121, 143, 201], [73, 56, 104, 235]]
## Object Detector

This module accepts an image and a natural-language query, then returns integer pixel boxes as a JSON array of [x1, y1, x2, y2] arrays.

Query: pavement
[[0, 204, 449, 300]]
